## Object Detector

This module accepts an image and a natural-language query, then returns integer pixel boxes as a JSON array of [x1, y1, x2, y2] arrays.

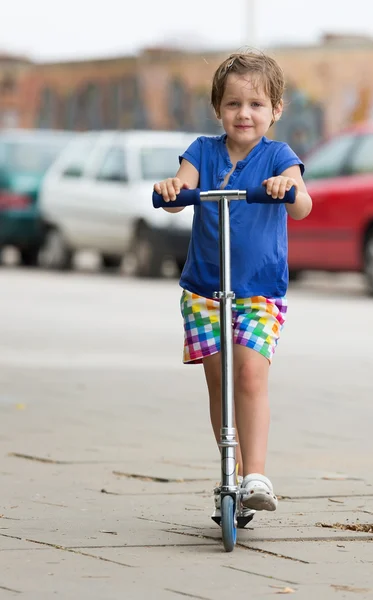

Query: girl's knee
[[234, 352, 269, 397]]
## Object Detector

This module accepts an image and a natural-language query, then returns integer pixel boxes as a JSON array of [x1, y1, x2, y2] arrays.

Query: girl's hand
[[262, 176, 298, 200], [153, 178, 190, 202]]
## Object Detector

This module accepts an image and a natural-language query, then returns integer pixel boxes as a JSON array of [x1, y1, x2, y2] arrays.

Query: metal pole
[[244, 0, 257, 48], [218, 196, 237, 490]]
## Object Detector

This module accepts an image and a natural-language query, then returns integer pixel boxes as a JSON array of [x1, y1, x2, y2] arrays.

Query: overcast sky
[[2, 0, 373, 62]]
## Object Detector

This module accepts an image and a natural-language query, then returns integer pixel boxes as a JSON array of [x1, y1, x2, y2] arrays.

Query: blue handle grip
[[152, 189, 201, 208], [246, 186, 296, 204], [152, 186, 296, 208]]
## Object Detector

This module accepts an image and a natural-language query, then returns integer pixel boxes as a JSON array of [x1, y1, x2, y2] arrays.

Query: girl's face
[[216, 73, 283, 151]]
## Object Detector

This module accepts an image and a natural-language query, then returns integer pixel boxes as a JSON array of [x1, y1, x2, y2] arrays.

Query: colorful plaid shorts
[[180, 289, 287, 364]]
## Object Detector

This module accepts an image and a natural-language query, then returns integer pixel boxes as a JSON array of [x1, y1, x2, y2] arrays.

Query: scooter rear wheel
[[221, 495, 237, 552]]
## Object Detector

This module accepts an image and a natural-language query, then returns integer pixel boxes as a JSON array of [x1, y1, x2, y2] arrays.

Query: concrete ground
[[0, 268, 372, 599]]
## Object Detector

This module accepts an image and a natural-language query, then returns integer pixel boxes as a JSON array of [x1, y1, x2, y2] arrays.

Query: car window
[[304, 133, 358, 181], [96, 146, 127, 182], [346, 134, 373, 175], [140, 146, 186, 180], [61, 137, 97, 178]]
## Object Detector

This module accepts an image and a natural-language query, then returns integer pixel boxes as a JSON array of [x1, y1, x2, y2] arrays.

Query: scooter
[[153, 185, 295, 552]]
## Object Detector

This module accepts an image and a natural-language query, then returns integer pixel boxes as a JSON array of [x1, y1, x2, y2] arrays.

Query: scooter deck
[[211, 514, 254, 529]]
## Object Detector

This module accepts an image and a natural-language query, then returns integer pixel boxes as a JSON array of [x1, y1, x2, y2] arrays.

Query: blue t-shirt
[[179, 134, 304, 299]]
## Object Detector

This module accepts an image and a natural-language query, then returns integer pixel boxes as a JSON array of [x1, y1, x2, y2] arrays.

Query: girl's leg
[[203, 352, 243, 476], [233, 345, 277, 511], [233, 344, 270, 476]]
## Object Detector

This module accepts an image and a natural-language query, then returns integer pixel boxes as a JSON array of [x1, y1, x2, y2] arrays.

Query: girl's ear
[[215, 110, 221, 120], [273, 99, 283, 122]]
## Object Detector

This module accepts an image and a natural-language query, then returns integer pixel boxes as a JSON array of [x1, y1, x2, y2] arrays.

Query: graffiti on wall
[[342, 84, 373, 126], [191, 90, 222, 134], [37, 88, 58, 128], [275, 84, 324, 159], [34, 72, 325, 148], [168, 78, 190, 130], [166, 78, 221, 133], [35, 74, 148, 131], [35, 72, 223, 133]]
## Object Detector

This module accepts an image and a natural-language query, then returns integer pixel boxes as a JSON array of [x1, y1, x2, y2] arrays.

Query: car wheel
[[364, 229, 373, 295], [289, 269, 302, 282], [19, 246, 40, 267], [39, 228, 73, 271], [175, 258, 185, 275], [101, 254, 122, 270], [134, 226, 163, 278]]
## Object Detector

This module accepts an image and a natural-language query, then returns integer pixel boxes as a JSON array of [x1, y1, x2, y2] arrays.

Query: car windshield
[[303, 133, 358, 181], [140, 146, 187, 180], [0, 136, 73, 175]]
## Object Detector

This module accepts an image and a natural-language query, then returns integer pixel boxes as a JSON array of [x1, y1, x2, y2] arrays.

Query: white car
[[38, 129, 202, 276]]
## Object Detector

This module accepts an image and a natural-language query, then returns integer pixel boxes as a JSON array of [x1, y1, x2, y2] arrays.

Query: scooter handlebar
[[152, 186, 295, 208], [245, 185, 296, 205], [152, 188, 201, 208]]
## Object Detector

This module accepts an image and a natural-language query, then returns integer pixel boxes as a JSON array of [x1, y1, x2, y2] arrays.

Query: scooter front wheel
[[221, 495, 237, 552]]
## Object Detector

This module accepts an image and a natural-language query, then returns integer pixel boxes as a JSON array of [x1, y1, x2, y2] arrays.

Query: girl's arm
[[153, 159, 199, 214]]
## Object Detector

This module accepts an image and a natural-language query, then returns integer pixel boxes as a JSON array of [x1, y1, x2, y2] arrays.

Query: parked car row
[[0, 128, 198, 277], [1, 125, 373, 294]]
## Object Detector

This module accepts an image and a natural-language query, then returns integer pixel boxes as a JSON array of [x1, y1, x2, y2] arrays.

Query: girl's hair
[[211, 51, 285, 111]]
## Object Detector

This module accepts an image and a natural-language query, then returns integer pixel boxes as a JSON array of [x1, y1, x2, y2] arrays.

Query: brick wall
[[5, 38, 373, 155]]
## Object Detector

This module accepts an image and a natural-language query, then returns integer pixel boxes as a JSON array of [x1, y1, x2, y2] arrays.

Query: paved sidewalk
[[1, 271, 373, 599]]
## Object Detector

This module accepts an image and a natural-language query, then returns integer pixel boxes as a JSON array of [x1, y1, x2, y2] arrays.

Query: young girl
[[153, 51, 312, 515]]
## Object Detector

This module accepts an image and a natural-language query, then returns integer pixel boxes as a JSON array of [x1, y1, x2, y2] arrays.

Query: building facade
[[3, 36, 373, 157]]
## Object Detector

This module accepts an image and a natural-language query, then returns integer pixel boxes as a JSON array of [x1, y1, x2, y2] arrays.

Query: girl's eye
[[252, 102, 262, 107], [228, 101, 239, 106]]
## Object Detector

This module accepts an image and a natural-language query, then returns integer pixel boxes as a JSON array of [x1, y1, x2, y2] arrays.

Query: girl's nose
[[237, 105, 251, 120]]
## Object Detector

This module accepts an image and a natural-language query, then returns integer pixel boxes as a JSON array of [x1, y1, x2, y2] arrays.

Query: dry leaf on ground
[[331, 584, 370, 593], [316, 522, 373, 533]]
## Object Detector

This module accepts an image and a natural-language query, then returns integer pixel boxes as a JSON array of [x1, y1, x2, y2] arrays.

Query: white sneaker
[[241, 473, 278, 511]]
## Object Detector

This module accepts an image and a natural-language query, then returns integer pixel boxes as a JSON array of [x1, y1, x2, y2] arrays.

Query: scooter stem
[[214, 195, 237, 492]]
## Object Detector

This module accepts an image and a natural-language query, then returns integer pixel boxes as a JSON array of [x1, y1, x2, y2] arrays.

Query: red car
[[288, 123, 373, 294]]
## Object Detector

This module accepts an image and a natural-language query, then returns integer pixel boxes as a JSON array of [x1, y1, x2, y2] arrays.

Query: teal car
[[0, 130, 75, 265]]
